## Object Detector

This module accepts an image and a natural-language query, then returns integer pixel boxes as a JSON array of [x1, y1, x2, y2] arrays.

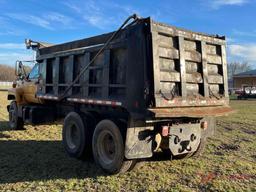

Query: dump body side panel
[[36, 22, 149, 118]]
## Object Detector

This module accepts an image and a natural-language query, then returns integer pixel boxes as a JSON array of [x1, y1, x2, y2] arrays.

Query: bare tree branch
[[227, 61, 252, 79], [0, 64, 15, 81]]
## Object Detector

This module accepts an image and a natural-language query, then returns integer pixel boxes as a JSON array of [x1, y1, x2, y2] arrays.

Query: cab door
[[22, 63, 41, 104]]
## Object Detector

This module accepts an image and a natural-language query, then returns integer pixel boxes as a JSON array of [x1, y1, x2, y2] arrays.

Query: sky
[[0, 0, 256, 67]]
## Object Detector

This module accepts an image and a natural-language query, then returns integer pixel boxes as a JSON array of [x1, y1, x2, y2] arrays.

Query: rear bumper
[[148, 106, 235, 118]]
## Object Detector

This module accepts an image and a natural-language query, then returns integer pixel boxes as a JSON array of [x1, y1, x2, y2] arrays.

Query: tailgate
[[150, 20, 229, 107]]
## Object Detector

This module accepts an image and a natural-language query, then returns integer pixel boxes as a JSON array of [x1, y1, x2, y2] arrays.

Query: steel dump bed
[[36, 18, 232, 119]]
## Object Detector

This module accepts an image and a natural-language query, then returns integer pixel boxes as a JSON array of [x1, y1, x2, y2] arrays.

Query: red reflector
[[201, 121, 208, 130], [162, 126, 169, 136]]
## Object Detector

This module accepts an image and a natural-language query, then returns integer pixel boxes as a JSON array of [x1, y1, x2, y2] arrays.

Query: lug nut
[[201, 121, 208, 130]]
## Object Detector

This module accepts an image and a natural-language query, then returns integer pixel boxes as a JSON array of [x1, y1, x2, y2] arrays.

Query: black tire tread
[[93, 119, 136, 174], [62, 112, 91, 159], [9, 101, 24, 130], [119, 160, 137, 173]]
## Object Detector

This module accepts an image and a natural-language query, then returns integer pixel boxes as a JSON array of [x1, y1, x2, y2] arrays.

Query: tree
[[0, 64, 16, 81], [227, 61, 252, 79]]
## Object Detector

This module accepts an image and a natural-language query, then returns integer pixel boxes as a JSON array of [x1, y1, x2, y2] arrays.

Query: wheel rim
[[66, 123, 80, 150], [98, 130, 116, 165], [9, 104, 16, 126]]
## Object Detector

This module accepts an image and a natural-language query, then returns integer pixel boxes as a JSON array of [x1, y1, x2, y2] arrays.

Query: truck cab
[[7, 61, 42, 129]]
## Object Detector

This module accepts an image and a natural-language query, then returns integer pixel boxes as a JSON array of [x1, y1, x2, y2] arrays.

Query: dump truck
[[7, 15, 233, 174]]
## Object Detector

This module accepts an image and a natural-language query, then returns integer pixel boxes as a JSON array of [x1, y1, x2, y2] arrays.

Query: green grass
[[229, 94, 238, 100], [0, 91, 255, 192]]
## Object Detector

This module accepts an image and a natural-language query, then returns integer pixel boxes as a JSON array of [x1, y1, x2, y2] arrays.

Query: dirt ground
[[0, 91, 255, 192]]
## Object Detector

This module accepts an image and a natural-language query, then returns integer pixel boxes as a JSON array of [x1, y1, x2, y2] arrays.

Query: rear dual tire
[[62, 113, 136, 174], [92, 120, 136, 174], [62, 112, 92, 159]]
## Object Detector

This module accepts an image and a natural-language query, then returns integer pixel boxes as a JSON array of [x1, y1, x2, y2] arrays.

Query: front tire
[[8, 101, 24, 130], [62, 112, 92, 159], [92, 120, 136, 174]]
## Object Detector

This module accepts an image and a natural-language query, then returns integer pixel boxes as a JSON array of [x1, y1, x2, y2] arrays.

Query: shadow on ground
[[0, 138, 177, 184], [0, 120, 109, 183], [0, 139, 108, 184], [0, 121, 11, 132], [0, 120, 191, 184]]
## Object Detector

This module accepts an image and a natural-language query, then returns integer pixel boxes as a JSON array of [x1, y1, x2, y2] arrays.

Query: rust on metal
[[149, 106, 235, 118]]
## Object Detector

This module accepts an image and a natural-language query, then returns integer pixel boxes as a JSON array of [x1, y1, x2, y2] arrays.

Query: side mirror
[[15, 60, 23, 76]]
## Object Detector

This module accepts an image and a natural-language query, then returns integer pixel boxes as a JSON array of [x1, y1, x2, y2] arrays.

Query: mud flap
[[201, 117, 216, 138], [125, 120, 153, 159]]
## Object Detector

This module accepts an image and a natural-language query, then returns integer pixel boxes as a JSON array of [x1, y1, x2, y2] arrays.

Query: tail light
[[201, 121, 208, 130], [162, 126, 169, 136]]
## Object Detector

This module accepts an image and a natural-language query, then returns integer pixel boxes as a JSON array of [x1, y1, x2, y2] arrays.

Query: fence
[[0, 82, 12, 86], [0, 81, 12, 91]]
